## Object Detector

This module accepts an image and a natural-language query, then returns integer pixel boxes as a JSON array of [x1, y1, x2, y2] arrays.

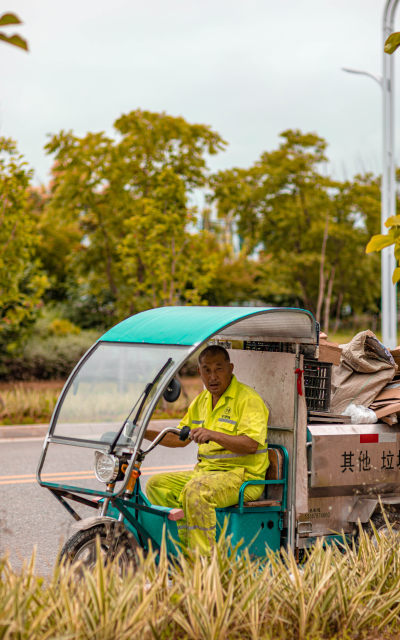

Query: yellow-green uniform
[[146, 375, 269, 555]]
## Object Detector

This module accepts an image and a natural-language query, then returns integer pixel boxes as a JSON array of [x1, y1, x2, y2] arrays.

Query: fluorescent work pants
[[146, 468, 263, 555]]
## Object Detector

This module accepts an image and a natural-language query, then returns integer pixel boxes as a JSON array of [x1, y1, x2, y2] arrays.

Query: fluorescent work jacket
[[179, 375, 269, 481]]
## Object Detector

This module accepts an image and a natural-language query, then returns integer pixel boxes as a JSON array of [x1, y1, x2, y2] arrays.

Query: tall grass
[[0, 383, 61, 424], [2, 524, 400, 639], [0, 377, 203, 425]]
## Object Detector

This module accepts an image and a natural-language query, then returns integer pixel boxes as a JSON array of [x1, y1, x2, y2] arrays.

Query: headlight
[[94, 451, 120, 483]]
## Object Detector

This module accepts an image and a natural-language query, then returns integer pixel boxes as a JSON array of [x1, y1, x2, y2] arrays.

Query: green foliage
[[0, 330, 99, 380], [367, 214, 400, 284], [0, 117, 389, 365], [44, 110, 227, 318], [49, 317, 81, 336], [385, 31, 400, 54], [0, 12, 28, 51], [0, 138, 48, 353], [210, 132, 381, 329], [3, 524, 400, 638]]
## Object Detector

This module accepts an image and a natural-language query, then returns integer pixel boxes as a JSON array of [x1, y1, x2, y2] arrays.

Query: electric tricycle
[[37, 306, 400, 568]]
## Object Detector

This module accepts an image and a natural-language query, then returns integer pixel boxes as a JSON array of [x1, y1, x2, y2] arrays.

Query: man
[[145, 345, 269, 555]]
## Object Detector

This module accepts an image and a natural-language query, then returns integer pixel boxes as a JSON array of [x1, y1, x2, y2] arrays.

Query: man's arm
[[144, 423, 191, 448], [190, 427, 258, 454]]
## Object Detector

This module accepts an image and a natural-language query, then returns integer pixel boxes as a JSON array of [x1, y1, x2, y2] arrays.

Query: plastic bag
[[343, 402, 378, 424]]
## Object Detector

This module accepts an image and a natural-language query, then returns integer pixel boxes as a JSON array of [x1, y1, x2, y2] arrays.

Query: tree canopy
[[43, 110, 226, 319], [0, 138, 47, 352], [0, 110, 385, 362]]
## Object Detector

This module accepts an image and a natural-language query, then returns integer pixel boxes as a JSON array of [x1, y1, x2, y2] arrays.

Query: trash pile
[[322, 329, 400, 425]]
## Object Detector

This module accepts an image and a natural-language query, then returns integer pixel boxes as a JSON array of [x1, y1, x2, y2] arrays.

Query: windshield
[[52, 342, 189, 443]]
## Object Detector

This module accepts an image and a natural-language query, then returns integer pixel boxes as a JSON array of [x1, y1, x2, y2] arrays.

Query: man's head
[[198, 345, 233, 401]]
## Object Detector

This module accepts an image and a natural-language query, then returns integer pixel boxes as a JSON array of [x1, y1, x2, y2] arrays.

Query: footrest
[[168, 508, 185, 521], [239, 499, 281, 508]]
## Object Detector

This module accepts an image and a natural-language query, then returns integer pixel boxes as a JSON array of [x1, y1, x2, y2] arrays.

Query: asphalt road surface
[[0, 434, 198, 575]]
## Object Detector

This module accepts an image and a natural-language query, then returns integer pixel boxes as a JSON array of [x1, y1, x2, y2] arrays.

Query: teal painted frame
[[236, 444, 288, 513]]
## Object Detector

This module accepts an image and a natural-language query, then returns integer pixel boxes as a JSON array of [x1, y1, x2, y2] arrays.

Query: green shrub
[[49, 317, 81, 336], [1, 330, 99, 380]]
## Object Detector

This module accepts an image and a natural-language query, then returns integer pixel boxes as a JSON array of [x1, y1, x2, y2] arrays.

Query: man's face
[[198, 353, 234, 400]]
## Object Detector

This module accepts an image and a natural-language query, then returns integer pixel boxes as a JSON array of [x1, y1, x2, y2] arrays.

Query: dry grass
[[0, 377, 203, 425], [2, 521, 400, 639], [0, 382, 63, 425]]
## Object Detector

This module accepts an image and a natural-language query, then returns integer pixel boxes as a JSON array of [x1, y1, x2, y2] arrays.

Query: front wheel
[[60, 522, 139, 572]]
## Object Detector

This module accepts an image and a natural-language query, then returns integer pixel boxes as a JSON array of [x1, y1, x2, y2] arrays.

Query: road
[[0, 434, 198, 575]]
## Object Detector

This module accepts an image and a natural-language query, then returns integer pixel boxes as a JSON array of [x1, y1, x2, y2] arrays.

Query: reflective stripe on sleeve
[[192, 420, 204, 425], [198, 448, 268, 460]]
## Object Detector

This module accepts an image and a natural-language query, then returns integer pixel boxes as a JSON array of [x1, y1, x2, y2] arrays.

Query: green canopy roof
[[100, 306, 317, 347]]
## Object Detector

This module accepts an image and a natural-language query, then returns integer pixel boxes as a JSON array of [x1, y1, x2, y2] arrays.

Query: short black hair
[[198, 345, 230, 364]]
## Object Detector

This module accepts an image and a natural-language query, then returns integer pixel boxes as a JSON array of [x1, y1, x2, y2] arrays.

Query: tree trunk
[[323, 266, 335, 334], [332, 291, 344, 334], [316, 214, 329, 323]]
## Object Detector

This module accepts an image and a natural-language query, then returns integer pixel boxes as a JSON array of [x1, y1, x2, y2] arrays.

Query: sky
[[0, 0, 396, 185]]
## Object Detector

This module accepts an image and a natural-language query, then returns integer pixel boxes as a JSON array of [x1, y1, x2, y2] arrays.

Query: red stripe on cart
[[360, 434, 379, 443]]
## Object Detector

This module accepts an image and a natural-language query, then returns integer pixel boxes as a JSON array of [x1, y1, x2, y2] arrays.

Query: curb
[[0, 419, 179, 440]]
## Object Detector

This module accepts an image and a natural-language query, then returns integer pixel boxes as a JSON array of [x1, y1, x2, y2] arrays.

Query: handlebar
[[140, 425, 190, 455]]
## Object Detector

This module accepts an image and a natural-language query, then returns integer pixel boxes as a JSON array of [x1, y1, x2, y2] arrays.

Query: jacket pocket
[[216, 417, 237, 432]]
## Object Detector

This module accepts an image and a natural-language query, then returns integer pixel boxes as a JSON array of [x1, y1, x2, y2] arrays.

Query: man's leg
[[146, 470, 194, 545], [181, 470, 246, 556]]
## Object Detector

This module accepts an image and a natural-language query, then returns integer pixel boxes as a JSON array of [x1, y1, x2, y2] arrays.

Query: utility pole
[[381, 0, 398, 348], [342, 0, 398, 348]]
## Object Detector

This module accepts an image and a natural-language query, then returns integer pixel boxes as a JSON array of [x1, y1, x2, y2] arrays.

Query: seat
[[241, 447, 284, 507]]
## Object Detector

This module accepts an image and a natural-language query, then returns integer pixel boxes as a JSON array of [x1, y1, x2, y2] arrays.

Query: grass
[[0, 381, 63, 425], [2, 522, 400, 639], [0, 377, 203, 425]]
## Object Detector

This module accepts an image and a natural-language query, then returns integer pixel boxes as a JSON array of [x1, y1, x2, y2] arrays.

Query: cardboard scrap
[[369, 380, 400, 421], [331, 330, 396, 414], [390, 346, 400, 370], [318, 338, 342, 366]]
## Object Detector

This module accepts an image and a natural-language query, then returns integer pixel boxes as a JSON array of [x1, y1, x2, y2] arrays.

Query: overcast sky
[[0, 0, 397, 184]]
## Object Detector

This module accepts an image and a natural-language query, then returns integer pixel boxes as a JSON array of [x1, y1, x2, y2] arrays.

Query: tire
[[362, 504, 400, 548], [59, 522, 139, 572]]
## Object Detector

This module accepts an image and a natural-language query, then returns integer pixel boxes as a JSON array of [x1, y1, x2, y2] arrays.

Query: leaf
[[0, 32, 28, 51], [385, 215, 400, 228], [0, 12, 22, 27], [392, 267, 400, 284], [385, 31, 400, 54], [366, 233, 394, 253]]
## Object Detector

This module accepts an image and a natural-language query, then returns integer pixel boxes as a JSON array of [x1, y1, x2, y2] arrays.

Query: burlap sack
[[330, 330, 396, 413]]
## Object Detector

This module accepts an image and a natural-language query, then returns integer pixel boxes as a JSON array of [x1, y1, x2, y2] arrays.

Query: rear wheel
[[60, 522, 139, 572]]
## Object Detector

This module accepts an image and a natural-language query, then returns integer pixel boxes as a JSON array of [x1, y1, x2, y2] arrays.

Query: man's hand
[[190, 427, 212, 444], [190, 427, 258, 454]]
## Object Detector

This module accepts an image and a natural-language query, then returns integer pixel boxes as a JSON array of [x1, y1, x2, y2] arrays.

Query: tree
[[0, 138, 47, 351], [0, 13, 28, 51], [210, 131, 381, 331], [44, 110, 226, 318]]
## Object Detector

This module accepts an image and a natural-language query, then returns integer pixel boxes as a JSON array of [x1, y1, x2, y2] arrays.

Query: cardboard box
[[318, 339, 342, 366]]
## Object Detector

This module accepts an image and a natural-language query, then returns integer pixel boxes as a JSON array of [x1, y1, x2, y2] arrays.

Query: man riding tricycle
[[37, 305, 400, 568]]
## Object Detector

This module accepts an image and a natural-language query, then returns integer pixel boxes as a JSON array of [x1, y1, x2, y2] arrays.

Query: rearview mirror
[[163, 378, 181, 403]]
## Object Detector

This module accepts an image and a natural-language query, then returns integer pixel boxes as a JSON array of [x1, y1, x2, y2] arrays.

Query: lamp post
[[382, 0, 398, 349], [342, 0, 398, 348]]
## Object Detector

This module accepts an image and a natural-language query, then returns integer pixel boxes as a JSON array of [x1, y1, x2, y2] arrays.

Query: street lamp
[[342, 0, 398, 349], [382, 0, 398, 349]]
